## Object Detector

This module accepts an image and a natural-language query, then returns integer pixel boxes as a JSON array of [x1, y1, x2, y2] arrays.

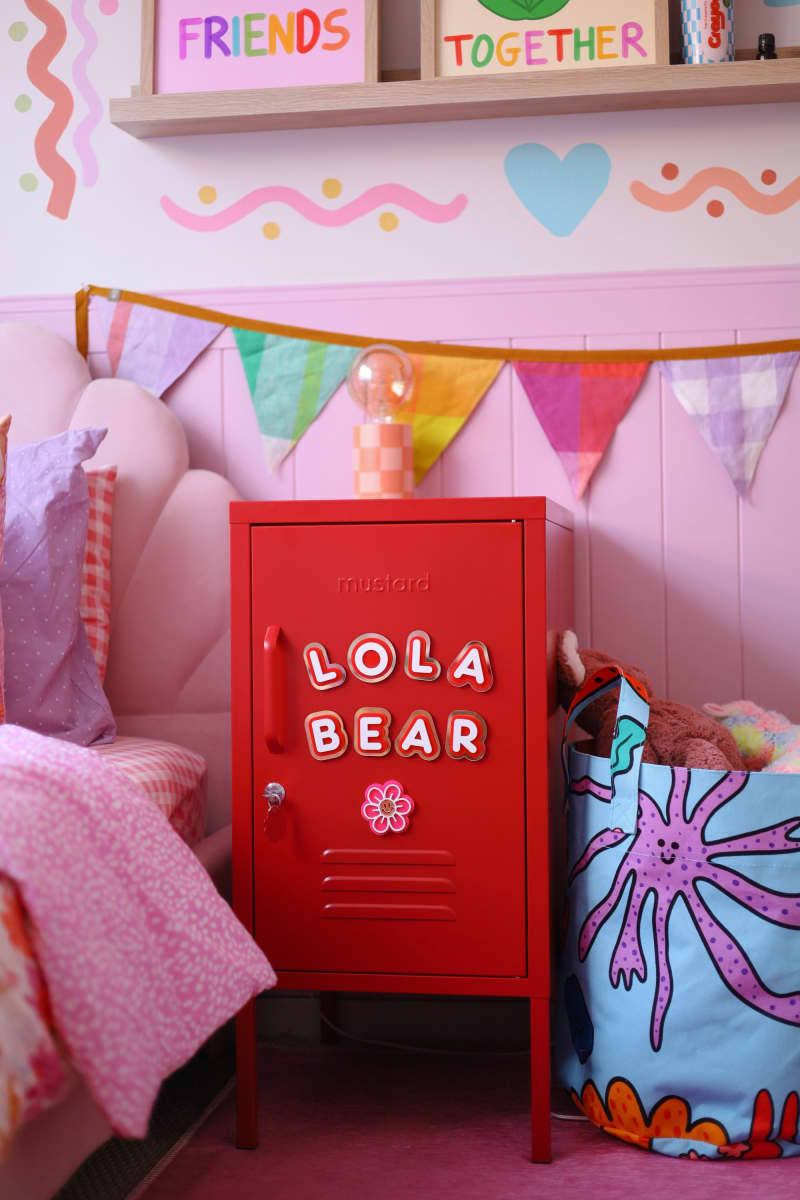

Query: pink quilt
[[0, 725, 275, 1146]]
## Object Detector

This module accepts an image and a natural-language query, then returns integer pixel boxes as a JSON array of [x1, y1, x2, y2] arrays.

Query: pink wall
[[2, 263, 799, 720]]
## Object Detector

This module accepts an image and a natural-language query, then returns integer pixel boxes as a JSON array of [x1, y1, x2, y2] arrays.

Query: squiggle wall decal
[[24, 0, 76, 219], [161, 184, 469, 232], [71, 0, 102, 187], [631, 166, 800, 218]]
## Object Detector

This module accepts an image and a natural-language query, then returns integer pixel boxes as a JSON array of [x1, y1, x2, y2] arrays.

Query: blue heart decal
[[504, 142, 611, 237]]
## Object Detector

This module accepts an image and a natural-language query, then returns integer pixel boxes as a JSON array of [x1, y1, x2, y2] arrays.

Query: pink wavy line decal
[[71, 0, 102, 187], [631, 168, 800, 215], [161, 184, 468, 231], [24, 0, 76, 220]]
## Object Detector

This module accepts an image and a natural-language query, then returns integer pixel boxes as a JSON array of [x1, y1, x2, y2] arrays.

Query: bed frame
[[0, 323, 239, 1200]]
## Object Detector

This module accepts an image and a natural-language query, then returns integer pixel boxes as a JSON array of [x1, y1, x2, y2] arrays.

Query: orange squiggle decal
[[631, 168, 800, 215], [25, 0, 76, 220]]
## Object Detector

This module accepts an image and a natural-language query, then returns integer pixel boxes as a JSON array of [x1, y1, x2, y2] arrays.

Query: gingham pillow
[[0, 414, 10, 724], [82, 466, 117, 682], [92, 737, 207, 846]]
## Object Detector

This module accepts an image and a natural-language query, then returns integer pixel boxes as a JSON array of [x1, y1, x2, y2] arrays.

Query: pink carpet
[[141, 1045, 798, 1199]]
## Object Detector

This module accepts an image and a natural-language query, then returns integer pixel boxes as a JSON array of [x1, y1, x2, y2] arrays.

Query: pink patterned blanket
[[0, 725, 275, 1150]]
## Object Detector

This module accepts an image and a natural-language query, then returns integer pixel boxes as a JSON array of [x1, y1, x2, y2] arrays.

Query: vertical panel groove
[[218, 346, 226, 476], [583, 332, 594, 649], [736, 328, 746, 700], [659, 333, 669, 697]]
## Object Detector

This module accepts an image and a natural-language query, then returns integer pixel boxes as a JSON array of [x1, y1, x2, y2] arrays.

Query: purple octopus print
[[569, 768, 800, 1051]]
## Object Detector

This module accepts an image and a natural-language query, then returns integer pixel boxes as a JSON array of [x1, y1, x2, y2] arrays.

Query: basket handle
[[562, 664, 651, 834]]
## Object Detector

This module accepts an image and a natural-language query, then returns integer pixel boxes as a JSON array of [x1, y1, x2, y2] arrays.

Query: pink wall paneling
[[584, 332, 667, 699], [738, 325, 800, 722], [293, 375, 358, 501], [438, 339, 513, 499], [510, 335, 590, 648], [218, 334, 296, 503], [165, 342, 227, 478], [660, 327, 743, 713], [2, 266, 800, 719]]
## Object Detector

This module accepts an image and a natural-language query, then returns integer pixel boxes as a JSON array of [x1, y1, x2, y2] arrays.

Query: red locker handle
[[263, 625, 286, 754]]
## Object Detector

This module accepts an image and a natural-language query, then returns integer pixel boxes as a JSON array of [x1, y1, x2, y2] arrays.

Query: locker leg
[[529, 996, 552, 1163], [320, 991, 339, 1044], [236, 998, 258, 1149]]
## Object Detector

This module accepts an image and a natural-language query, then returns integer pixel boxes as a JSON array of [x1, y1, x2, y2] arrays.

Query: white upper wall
[[2, 1, 799, 296]]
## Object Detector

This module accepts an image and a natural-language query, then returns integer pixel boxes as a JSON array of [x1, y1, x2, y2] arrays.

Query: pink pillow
[[83, 466, 117, 682], [0, 413, 9, 725]]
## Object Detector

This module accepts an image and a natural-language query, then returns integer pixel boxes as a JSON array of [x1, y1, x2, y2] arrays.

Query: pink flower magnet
[[361, 780, 414, 836]]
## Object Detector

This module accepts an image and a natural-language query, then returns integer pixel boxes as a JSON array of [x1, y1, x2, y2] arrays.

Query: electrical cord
[[319, 1008, 528, 1056], [314, 1011, 587, 1122]]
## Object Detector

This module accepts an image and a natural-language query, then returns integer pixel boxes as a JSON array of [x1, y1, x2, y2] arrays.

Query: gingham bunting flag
[[658, 353, 800, 496], [94, 294, 224, 397], [233, 329, 359, 471], [513, 360, 649, 498]]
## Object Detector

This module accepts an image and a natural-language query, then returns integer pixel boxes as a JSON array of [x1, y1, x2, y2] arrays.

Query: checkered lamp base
[[353, 422, 414, 500]]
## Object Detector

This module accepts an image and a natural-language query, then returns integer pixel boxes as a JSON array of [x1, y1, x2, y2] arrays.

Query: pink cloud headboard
[[0, 324, 239, 832]]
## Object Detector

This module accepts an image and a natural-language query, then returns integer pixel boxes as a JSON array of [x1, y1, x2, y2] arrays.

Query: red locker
[[231, 497, 574, 1163]]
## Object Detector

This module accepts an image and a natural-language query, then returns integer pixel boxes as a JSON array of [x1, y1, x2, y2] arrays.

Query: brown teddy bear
[[556, 631, 744, 772]]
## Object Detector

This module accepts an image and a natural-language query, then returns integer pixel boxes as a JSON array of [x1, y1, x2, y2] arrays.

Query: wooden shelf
[[110, 60, 800, 139]]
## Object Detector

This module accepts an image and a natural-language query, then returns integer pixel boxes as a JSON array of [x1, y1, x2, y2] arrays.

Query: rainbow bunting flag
[[398, 353, 503, 482], [514, 359, 649, 498]]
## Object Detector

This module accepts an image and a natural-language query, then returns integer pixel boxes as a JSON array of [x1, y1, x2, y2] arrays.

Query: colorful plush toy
[[703, 700, 800, 774], [556, 630, 745, 772]]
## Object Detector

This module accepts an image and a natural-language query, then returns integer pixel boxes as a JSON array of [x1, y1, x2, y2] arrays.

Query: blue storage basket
[[556, 666, 800, 1159]]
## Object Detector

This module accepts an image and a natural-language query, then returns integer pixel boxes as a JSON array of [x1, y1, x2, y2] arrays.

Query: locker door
[[251, 520, 527, 977]]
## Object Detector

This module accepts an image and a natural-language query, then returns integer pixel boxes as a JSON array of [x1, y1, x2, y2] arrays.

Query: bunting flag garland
[[229, 333, 502, 478], [397, 354, 503, 482], [657, 353, 800, 496], [513, 360, 650, 498], [93, 294, 224, 398], [74, 286, 800, 499], [233, 328, 358, 471]]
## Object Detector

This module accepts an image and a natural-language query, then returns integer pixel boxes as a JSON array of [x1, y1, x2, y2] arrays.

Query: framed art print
[[421, 0, 669, 80], [140, 0, 380, 96]]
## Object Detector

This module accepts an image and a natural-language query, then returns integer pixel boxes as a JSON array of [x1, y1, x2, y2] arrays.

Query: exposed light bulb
[[347, 344, 414, 423]]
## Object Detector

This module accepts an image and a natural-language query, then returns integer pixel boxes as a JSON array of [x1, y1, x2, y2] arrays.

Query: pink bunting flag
[[93, 294, 223, 397], [658, 353, 800, 496], [514, 360, 649, 498]]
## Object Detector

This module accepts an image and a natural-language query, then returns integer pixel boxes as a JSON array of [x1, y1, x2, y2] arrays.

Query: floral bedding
[[0, 724, 276, 1158], [0, 877, 66, 1159]]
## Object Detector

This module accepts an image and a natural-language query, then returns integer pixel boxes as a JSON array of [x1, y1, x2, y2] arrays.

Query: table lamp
[[349, 344, 415, 500]]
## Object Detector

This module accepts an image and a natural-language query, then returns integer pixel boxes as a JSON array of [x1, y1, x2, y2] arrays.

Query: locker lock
[[263, 782, 285, 810]]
